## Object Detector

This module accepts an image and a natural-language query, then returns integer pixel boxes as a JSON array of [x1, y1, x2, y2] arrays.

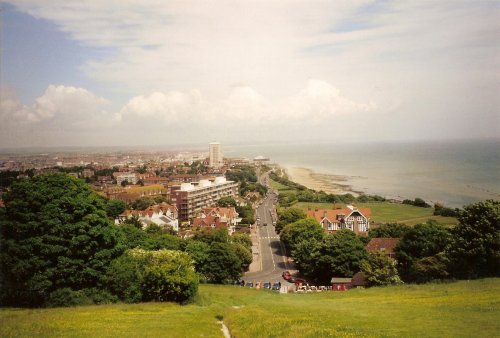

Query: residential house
[[366, 238, 400, 259], [117, 202, 179, 231], [191, 206, 241, 234], [307, 205, 371, 235]]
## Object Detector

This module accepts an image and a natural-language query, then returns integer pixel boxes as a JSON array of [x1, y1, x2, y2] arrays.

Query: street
[[243, 170, 296, 287]]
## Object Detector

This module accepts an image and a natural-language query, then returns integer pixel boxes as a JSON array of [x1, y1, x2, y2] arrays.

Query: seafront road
[[244, 171, 297, 286]]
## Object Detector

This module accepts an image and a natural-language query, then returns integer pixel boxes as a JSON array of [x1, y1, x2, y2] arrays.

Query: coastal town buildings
[[307, 205, 371, 235], [105, 184, 169, 203], [117, 202, 179, 231], [170, 177, 238, 221], [209, 142, 223, 168], [191, 206, 241, 234]]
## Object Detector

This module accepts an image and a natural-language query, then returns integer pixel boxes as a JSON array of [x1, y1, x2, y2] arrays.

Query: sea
[[224, 139, 500, 208]]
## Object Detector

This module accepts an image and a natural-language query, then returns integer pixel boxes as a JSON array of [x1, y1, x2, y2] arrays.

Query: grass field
[[1, 279, 498, 337], [293, 201, 458, 227]]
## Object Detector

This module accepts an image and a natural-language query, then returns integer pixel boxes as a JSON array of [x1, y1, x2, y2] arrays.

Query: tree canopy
[[447, 200, 500, 279], [293, 230, 367, 284], [0, 173, 124, 307], [280, 218, 324, 253], [361, 251, 402, 287], [275, 207, 307, 234], [395, 221, 452, 283]]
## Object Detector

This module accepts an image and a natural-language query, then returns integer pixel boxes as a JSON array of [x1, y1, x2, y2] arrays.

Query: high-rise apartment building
[[209, 142, 223, 168], [170, 177, 238, 221]]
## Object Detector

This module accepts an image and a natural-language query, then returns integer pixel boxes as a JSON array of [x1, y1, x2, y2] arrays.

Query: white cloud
[[1, 85, 110, 130], [3, 1, 500, 146]]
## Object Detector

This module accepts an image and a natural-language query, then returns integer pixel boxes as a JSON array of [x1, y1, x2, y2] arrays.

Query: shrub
[[106, 248, 198, 304]]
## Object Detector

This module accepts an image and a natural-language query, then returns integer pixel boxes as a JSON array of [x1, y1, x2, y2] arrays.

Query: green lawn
[[270, 179, 295, 192], [1, 279, 498, 337], [294, 201, 459, 227]]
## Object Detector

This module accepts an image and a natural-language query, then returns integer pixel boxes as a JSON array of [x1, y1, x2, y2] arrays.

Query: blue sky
[[1, 1, 499, 148]]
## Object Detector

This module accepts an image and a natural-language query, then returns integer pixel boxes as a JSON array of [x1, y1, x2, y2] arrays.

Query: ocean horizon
[[225, 139, 500, 208]]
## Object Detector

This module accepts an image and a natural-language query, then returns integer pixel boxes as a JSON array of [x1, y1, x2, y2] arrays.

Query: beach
[[285, 166, 360, 196]]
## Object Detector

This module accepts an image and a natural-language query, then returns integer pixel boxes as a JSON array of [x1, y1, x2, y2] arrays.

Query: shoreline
[[284, 166, 362, 197]]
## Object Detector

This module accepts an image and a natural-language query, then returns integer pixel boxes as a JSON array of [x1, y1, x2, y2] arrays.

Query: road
[[243, 170, 296, 285]]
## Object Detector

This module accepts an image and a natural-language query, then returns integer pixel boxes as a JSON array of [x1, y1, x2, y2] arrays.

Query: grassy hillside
[[1, 279, 498, 337], [294, 201, 458, 227]]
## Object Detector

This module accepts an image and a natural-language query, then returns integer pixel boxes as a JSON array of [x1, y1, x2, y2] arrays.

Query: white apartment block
[[209, 142, 223, 168], [170, 177, 239, 221]]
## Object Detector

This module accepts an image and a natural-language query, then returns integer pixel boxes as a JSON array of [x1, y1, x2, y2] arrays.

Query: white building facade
[[209, 142, 223, 168]]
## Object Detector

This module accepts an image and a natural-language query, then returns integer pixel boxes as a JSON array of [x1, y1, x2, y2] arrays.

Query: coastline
[[284, 166, 361, 197]]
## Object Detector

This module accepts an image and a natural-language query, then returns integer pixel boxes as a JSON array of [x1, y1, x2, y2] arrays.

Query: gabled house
[[191, 207, 241, 234], [117, 202, 179, 232], [366, 237, 400, 259], [307, 205, 371, 235]]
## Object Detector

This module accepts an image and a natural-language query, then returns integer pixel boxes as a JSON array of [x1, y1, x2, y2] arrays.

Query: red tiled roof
[[366, 238, 400, 254], [307, 207, 371, 223]]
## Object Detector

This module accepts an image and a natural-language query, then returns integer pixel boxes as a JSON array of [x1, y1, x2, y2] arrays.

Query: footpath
[[248, 224, 261, 273]]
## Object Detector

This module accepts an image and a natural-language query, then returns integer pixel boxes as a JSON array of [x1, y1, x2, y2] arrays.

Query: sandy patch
[[285, 167, 359, 196]]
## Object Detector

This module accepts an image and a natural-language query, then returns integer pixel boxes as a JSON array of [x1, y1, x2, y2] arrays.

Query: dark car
[[263, 282, 271, 289], [272, 282, 281, 291], [245, 282, 254, 288]]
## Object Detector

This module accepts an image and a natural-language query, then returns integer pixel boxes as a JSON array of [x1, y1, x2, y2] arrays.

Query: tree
[[232, 242, 252, 271], [105, 199, 127, 219], [202, 242, 242, 283], [275, 207, 307, 234], [217, 196, 238, 208], [293, 230, 367, 284], [231, 233, 252, 251], [106, 248, 198, 304], [360, 251, 402, 286], [369, 223, 411, 238], [395, 221, 452, 282], [280, 218, 324, 252], [0, 173, 124, 307], [131, 197, 155, 210], [184, 240, 210, 276], [447, 200, 500, 279]]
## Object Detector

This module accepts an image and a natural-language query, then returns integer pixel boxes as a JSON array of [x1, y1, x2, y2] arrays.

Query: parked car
[[245, 282, 254, 288], [282, 271, 292, 280], [272, 282, 281, 291], [263, 282, 271, 289]]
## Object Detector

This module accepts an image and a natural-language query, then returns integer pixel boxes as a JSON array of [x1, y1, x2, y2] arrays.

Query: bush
[[106, 248, 198, 304]]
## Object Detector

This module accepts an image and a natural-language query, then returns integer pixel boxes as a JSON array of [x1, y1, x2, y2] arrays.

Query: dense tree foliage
[[216, 196, 238, 208], [275, 207, 307, 234], [433, 203, 460, 217], [131, 197, 155, 210], [447, 200, 500, 279], [0, 173, 124, 307], [106, 248, 198, 304], [236, 203, 255, 225], [202, 242, 243, 283], [293, 230, 367, 284], [187, 228, 250, 282], [361, 251, 402, 286], [369, 223, 411, 238], [225, 165, 257, 184], [280, 218, 325, 252], [105, 199, 127, 219], [402, 197, 431, 208], [395, 221, 452, 283]]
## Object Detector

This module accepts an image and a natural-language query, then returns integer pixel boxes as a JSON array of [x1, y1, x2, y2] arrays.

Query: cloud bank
[[2, 1, 499, 147]]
